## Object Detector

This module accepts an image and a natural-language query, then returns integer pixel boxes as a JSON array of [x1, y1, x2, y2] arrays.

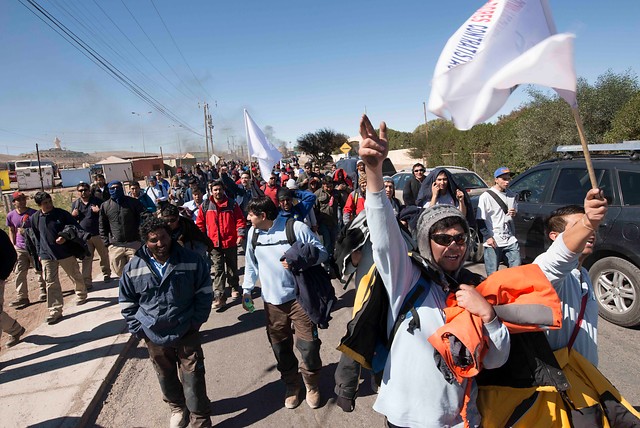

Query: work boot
[[284, 383, 301, 409], [169, 407, 189, 428], [302, 372, 321, 409], [46, 312, 62, 325], [6, 326, 26, 348], [212, 296, 226, 309], [76, 296, 88, 305], [9, 298, 30, 309], [231, 289, 241, 299]]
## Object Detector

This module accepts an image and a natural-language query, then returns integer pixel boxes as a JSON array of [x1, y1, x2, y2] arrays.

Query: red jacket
[[196, 196, 246, 249], [343, 191, 366, 223], [261, 183, 280, 206]]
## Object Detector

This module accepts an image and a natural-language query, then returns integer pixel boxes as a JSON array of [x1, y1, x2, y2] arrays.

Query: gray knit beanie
[[415, 204, 470, 275]]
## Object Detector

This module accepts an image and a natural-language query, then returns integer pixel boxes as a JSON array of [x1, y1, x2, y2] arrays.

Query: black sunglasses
[[414, 169, 425, 173], [431, 233, 468, 247]]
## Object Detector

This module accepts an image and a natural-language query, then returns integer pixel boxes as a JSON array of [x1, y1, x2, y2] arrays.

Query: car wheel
[[468, 228, 484, 263], [589, 257, 640, 327]]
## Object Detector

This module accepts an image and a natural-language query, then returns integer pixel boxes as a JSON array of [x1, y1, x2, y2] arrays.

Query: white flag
[[244, 109, 282, 183], [428, 0, 577, 131]]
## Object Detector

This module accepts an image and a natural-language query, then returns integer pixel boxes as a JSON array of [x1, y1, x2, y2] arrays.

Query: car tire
[[468, 228, 484, 263], [589, 257, 640, 328]]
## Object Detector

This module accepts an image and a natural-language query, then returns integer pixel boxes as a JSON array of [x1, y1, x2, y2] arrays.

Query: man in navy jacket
[[119, 216, 213, 428]]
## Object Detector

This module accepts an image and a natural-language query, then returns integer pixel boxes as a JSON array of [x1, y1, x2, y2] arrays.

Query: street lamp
[[132, 111, 152, 155]]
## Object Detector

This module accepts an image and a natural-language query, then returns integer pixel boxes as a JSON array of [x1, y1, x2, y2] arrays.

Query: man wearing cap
[[145, 176, 169, 207], [476, 166, 521, 276], [155, 171, 170, 193], [5, 191, 46, 308], [99, 181, 146, 277]]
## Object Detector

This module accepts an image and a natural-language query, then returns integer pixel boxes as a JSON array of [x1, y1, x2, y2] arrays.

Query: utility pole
[[207, 111, 214, 160], [202, 103, 210, 161], [423, 102, 429, 147]]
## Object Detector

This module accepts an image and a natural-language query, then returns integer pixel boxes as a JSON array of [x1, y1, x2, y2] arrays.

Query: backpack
[[251, 217, 337, 328], [337, 252, 480, 376]]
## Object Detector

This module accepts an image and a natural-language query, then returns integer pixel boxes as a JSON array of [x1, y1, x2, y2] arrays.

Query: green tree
[[386, 128, 414, 150], [604, 92, 640, 143], [296, 128, 348, 163], [578, 69, 639, 144]]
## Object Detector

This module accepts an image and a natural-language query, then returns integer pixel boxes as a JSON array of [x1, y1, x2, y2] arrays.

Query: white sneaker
[[169, 408, 188, 428]]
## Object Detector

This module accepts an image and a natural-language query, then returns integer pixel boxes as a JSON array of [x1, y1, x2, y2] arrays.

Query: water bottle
[[244, 295, 255, 313]]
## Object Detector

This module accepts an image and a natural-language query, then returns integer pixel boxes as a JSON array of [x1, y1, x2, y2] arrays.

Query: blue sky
[[1, 1, 639, 157]]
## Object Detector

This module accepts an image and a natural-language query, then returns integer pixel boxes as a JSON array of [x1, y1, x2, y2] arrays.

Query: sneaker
[[46, 313, 62, 325], [39, 293, 47, 302], [76, 296, 88, 306], [104, 275, 112, 283], [169, 408, 189, 428], [6, 326, 26, 348], [284, 384, 301, 409], [212, 297, 226, 309], [305, 386, 321, 409], [9, 298, 30, 309], [231, 289, 241, 299]]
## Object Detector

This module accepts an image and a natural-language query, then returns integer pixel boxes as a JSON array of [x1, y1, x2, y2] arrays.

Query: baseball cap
[[286, 179, 298, 190], [494, 166, 512, 178], [12, 191, 26, 200]]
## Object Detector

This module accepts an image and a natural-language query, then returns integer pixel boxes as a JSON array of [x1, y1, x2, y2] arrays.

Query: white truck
[[15, 159, 55, 190]]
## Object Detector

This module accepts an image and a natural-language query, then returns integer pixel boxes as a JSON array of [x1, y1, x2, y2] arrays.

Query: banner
[[428, 0, 577, 130]]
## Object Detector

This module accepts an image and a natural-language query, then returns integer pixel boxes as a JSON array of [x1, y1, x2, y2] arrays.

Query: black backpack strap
[[285, 217, 297, 246], [486, 189, 509, 214], [387, 281, 428, 350]]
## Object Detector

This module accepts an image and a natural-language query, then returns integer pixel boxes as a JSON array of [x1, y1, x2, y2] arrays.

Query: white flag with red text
[[244, 109, 282, 183], [428, 0, 577, 130]]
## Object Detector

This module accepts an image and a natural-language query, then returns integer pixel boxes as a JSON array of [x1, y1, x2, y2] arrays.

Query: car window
[[550, 168, 612, 205], [393, 173, 409, 190], [619, 170, 640, 206], [453, 172, 487, 189], [510, 169, 552, 203]]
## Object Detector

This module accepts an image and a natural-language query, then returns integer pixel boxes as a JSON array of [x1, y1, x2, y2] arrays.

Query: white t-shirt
[[476, 187, 518, 248]]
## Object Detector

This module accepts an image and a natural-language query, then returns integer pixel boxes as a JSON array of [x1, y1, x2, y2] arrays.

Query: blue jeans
[[483, 242, 521, 276]]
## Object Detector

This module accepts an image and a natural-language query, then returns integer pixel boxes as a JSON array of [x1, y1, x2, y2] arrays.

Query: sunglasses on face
[[431, 233, 468, 247], [414, 169, 425, 173], [78, 188, 90, 192]]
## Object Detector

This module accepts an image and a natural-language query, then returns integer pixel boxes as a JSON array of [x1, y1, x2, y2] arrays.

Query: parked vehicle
[[509, 143, 640, 327], [392, 166, 489, 204]]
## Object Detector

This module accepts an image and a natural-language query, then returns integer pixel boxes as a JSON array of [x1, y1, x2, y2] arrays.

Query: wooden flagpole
[[571, 106, 598, 189]]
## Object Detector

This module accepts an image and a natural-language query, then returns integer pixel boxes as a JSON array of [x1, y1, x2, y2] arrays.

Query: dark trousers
[[264, 300, 322, 385], [334, 353, 362, 400], [210, 245, 239, 298], [145, 331, 212, 428]]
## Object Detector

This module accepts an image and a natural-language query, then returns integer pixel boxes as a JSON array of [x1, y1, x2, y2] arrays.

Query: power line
[[149, 0, 214, 102], [18, 0, 204, 137], [118, 0, 201, 102]]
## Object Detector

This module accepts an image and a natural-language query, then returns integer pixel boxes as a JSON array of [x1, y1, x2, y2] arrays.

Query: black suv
[[509, 149, 640, 327]]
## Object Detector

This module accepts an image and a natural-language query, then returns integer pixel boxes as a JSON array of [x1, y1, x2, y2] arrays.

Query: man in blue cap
[[476, 166, 521, 276]]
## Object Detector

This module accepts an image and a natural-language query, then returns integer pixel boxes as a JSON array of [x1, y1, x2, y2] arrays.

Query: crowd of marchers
[[2, 120, 638, 427]]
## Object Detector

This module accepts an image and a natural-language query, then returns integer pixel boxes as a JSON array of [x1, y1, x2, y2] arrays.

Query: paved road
[[91, 260, 640, 427]]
